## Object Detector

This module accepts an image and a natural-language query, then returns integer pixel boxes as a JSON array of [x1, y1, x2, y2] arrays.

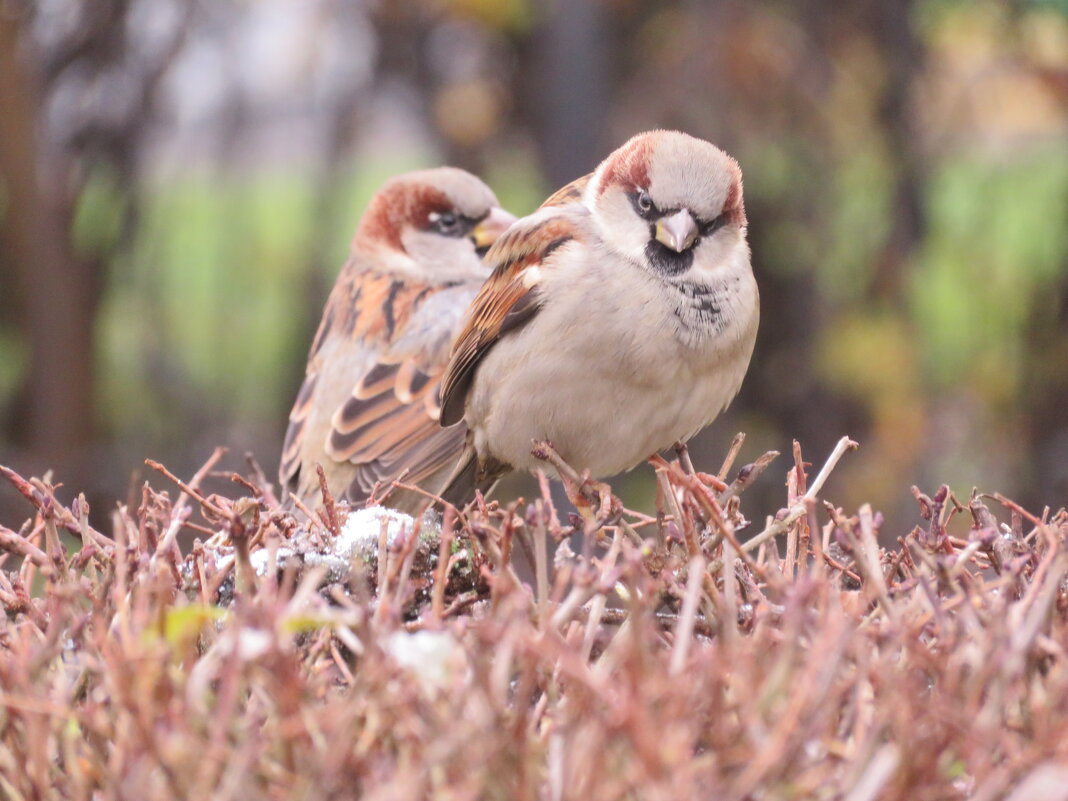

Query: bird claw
[[563, 472, 621, 535], [530, 439, 622, 535]]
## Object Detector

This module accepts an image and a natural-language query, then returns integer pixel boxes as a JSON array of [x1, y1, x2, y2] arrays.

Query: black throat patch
[[645, 240, 695, 277]]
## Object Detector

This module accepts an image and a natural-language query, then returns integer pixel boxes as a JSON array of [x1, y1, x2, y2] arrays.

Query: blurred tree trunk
[[0, 15, 97, 490], [1025, 265, 1068, 510], [527, 0, 611, 187], [866, 0, 926, 300], [1, 2, 187, 517]]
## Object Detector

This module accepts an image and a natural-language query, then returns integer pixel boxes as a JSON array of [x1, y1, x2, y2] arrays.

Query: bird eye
[[632, 189, 658, 220], [431, 211, 459, 234]]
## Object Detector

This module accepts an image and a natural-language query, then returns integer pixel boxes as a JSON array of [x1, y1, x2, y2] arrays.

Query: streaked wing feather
[[281, 264, 465, 506], [346, 419, 468, 504], [542, 173, 591, 207], [326, 354, 459, 503], [279, 372, 316, 491], [439, 210, 582, 426]]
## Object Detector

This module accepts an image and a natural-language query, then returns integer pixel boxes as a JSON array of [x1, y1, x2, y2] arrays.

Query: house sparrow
[[279, 167, 515, 515], [438, 130, 759, 497]]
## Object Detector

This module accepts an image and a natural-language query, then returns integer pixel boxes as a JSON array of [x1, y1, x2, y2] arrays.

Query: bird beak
[[471, 206, 517, 250], [654, 209, 699, 253]]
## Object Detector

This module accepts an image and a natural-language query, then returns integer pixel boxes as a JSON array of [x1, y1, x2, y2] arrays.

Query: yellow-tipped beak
[[654, 209, 699, 253], [471, 206, 517, 250]]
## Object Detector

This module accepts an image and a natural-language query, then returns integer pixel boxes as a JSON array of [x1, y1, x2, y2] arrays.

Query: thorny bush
[[1, 436, 1068, 800]]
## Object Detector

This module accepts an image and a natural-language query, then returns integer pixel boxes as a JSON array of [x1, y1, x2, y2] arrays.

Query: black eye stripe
[[629, 192, 728, 237], [698, 213, 727, 236]]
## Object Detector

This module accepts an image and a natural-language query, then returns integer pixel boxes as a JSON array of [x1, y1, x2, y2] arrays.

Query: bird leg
[[530, 440, 621, 536]]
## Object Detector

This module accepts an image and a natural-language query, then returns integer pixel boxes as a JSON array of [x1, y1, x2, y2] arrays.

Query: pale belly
[[467, 265, 758, 477]]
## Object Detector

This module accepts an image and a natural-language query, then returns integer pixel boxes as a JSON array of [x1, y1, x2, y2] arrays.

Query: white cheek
[[592, 194, 650, 264], [400, 229, 489, 282], [692, 228, 747, 277]]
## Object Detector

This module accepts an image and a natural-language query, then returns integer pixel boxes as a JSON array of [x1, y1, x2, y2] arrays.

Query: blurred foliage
[[914, 148, 1068, 391], [447, 0, 533, 32], [94, 161, 546, 438], [1, 0, 1067, 529]]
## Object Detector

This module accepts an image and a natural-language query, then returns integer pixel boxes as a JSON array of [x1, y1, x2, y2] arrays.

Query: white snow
[[383, 630, 468, 694], [248, 506, 436, 583]]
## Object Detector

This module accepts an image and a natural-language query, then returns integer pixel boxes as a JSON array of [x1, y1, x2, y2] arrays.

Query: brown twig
[[0, 523, 50, 568], [145, 456, 228, 518], [315, 464, 342, 537], [717, 432, 747, 481]]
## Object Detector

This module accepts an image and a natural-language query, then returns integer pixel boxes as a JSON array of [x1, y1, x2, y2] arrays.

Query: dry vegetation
[[2, 436, 1068, 800]]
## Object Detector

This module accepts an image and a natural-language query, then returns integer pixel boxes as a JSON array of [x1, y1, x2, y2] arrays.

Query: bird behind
[[279, 167, 515, 515]]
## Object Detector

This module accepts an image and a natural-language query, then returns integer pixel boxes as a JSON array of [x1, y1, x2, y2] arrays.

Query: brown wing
[[439, 209, 583, 427], [279, 371, 317, 490], [542, 173, 591, 208], [325, 354, 461, 503], [280, 266, 467, 507]]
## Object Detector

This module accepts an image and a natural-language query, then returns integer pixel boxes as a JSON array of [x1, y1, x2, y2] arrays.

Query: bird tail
[[434, 443, 508, 511], [435, 444, 480, 509]]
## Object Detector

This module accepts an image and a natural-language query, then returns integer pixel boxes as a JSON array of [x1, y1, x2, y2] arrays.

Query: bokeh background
[[2, 0, 1067, 531]]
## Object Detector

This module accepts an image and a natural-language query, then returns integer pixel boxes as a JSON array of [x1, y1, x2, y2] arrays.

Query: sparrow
[[279, 167, 516, 515], [437, 130, 759, 498]]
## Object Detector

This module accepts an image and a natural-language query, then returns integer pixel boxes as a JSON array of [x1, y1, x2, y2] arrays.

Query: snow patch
[[384, 630, 467, 694], [248, 506, 436, 583]]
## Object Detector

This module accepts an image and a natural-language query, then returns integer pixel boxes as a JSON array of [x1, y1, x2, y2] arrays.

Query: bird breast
[[466, 242, 758, 477]]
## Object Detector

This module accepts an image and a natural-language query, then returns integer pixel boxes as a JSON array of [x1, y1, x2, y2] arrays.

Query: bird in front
[[438, 130, 759, 501], [279, 167, 515, 515]]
